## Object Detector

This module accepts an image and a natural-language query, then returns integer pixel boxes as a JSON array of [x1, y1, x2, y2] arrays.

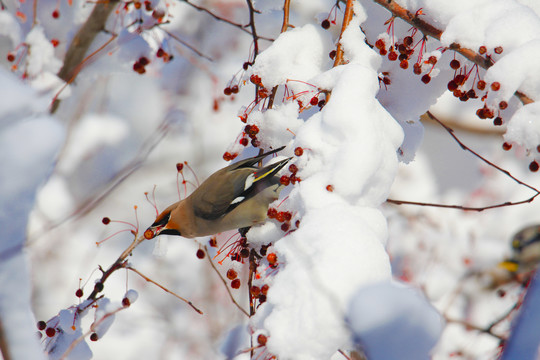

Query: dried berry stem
[[126, 266, 203, 314], [371, 0, 534, 105]]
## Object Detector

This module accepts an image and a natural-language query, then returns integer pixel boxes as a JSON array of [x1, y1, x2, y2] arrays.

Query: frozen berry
[[329, 50, 336, 60], [388, 51, 398, 61], [280, 175, 290, 186], [450, 59, 460, 70], [530, 161, 539, 172], [196, 249, 205, 259], [122, 297, 131, 307], [294, 147, 304, 156], [75, 289, 83, 298], [310, 97, 318, 106], [502, 142, 512, 151], [477, 80, 486, 90], [224, 87, 232, 95], [499, 101, 508, 110], [90, 333, 99, 341], [102, 217, 111, 225], [321, 19, 330, 29], [447, 80, 458, 91], [52, 10, 60, 18], [257, 334, 268, 346], [494, 46, 503, 54], [231, 85, 239, 94], [399, 60, 409, 69], [479, 46, 487, 54], [45, 328, 56, 337], [421, 74, 431, 84], [37, 321, 47, 331], [226, 269, 238, 280], [231, 279, 241, 289], [491, 82, 501, 91], [326, 185, 334, 192], [375, 39, 385, 49], [403, 36, 413, 47], [493, 117, 503, 126]]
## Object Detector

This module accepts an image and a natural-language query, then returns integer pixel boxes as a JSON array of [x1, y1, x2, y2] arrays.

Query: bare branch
[[387, 111, 540, 211]]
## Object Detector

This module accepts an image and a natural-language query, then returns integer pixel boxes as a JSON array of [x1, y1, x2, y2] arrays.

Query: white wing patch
[[244, 173, 255, 191], [231, 196, 245, 205]]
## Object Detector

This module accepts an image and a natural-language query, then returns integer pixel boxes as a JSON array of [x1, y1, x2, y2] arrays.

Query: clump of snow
[[25, 26, 62, 78], [347, 280, 443, 360]]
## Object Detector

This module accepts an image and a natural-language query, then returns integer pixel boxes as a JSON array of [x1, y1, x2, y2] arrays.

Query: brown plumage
[[146, 146, 289, 238]]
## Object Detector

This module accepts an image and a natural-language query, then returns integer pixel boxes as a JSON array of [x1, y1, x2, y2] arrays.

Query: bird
[[144, 146, 290, 239]]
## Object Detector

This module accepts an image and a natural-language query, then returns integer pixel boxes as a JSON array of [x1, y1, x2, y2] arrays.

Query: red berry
[[284, 212, 292, 221], [6, 53, 15, 62], [491, 82, 501, 91], [294, 147, 304, 156], [530, 161, 539, 172], [231, 279, 241, 289], [318, 99, 326, 108], [288, 164, 298, 174], [122, 297, 131, 307], [310, 97, 318, 106], [467, 89, 477, 98], [388, 51, 398, 61], [413, 63, 422, 75], [447, 80, 458, 91], [52, 10, 60, 18], [403, 36, 413, 47], [493, 117, 503, 126], [75, 288, 83, 298], [250, 74, 261, 85], [450, 59, 460, 70], [224, 87, 232, 95], [421, 74, 431, 84], [51, 39, 59, 47], [261, 284, 269, 295], [455, 74, 466, 85], [382, 76, 391, 85], [321, 19, 330, 29], [144, 228, 154, 239], [329, 50, 336, 60], [379, 48, 387, 56], [399, 60, 408, 69], [209, 237, 217, 247], [139, 57, 149, 66], [90, 333, 99, 341], [502, 142, 512, 151], [494, 46, 503, 54], [280, 175, 290, 186], [428, 56, 437, 65], [267, 253, 277, 265], [375, 39, 385, 49], [499, 101, 508, 110], [226, 269, 238, 280], [45, 328, 56, 337], [276, 212, 285, 223], [477, 80, 486, 90], [281, 223, 290, 232], [196, 249, 205, 259], [259, 294, 267, 303], [326, 185, 334, 192], [37, 321, 47, 331], [144, 1, 152, 11], [102, 217, 111, 225], [251, 286, 261, 297], [257, 334, 268, 346], [231, 85, 239, 94], [479, 46, 487, 54], [240, 248, 249, 258], [239, 138, 249, 146], [267, 208, 277, 218]]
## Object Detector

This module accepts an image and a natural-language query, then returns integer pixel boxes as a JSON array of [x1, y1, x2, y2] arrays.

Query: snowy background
[[2, 0, 540, 359]]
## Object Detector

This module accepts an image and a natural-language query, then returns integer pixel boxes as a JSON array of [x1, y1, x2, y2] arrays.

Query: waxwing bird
[[145, 146, 290, 239]]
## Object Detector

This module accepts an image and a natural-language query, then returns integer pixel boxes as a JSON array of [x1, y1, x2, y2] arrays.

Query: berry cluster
[[133, 56, 150, 74]]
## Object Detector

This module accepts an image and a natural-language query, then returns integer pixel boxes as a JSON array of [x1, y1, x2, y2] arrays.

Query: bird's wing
[[192, 158, 290, 220]]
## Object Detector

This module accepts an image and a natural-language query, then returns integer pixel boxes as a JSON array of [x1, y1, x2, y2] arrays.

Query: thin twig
[[387, 111, 540, 211], [126, 266, 203, 314], [444, 316, 505, 341], [86, 234, 146, 301], [178, 0, 273, 41], [370, 0, 534, 105], [245, 0, 260, 62], [159, 28, 213, 61], [204, 246, 250, 317]]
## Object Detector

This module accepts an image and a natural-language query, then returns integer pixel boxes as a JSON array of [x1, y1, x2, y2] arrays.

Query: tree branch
[[370, 0, 534, 105]]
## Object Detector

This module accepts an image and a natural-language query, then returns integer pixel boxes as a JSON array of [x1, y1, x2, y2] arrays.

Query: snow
[[348, 280, 443, 360], [1, 0, 540, 358]]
